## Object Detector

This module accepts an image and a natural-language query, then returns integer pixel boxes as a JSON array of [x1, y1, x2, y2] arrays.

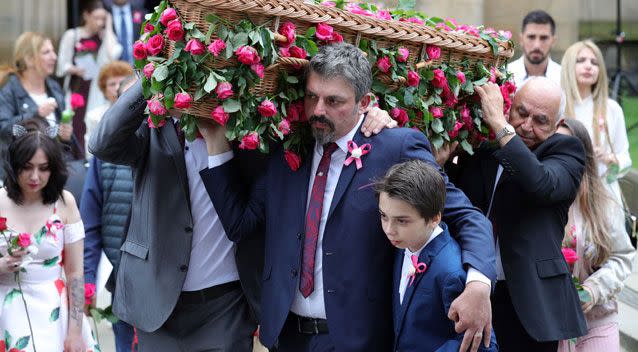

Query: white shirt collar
[[112, 2, 131, 13], [404, 225, 444, 258]]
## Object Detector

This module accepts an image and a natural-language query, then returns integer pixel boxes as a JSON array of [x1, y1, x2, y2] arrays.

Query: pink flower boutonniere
[[344, 140, 371, 170], [133, 10, 143, 24], [407, 255, 427, 286]]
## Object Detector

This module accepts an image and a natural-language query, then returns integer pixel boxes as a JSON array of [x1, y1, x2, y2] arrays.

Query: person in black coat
[[444, 77, 588, 352]]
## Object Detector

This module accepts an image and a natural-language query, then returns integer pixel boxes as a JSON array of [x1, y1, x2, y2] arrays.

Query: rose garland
[[135, 1, 514, 170]]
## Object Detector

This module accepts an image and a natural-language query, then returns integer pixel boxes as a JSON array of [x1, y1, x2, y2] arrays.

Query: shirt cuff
[[466, 267, 492, 288], [208, 151, 234, 168]]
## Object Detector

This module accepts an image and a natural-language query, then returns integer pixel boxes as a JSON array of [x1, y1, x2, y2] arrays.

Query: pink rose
[[460, 105, 473, 131], [456, 71, 466, 85], [501, 85, 513, 114], [165, 19, 184, 42], [431, 69, 448, 89], [251, 63, 265, 79], [144, 23, 155, 33], [284, 150, 302, 171], [504, 80, 517, 94], [82, 40, 98, 52], [315, 23, 334, 41], [143, 63, 155, 79], [286, 100, 305, 122], [390, 107, 409, 127], [376, 10, 392, 20], [443, 91, 458, 108], [346, 3, 373, 16], [17, 233, 31, 248], [435, 23, 452, 31], [159, 7, 178, 26], [173, 92, 192, 109], [184, 39, 206, 55], [239, 132, 260, 150], [426, 45, 441, 60], [328, 32, 343, 43], [397, 47, 409, 62], [215, 82, 234, 100], [407, 17, 425, 25], [84, 283, 96, 304], [448, 121, 463, 139], [133, 40, 147, 60], [234, 46, 261, 65], [208, 39, 226, 57], [146, 116, 167, 128], [489, 67, 497, 83], [277, 119, 291, 135], [321, 1, 336, 7], [499, 30, 512, 40], [147, 97, 167, 116], [70, 93, 85, 110], [258, 100, 277, 117], [429, 106, 444, 119], [289, 46, 307, 59], [561, 248, 579, 265], [0, 217, 6, 232], [146, 34, 164, 56], [278, 22, 296, 48], [210, 106, 230, 126], [279, 47, 290, 57], [133, 10, 143, 24], [407, 71, 420, 87], [377, 56, 391, 73]]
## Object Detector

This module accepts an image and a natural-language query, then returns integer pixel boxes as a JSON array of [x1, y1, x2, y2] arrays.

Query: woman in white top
[[561, 40, 632, 203], [56, 0, 122, 159], [556, 118, 635, 352], [0, 120, 97, 351]]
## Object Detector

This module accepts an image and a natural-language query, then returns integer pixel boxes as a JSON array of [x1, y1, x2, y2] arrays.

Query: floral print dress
[[0, 207, 97, 352]]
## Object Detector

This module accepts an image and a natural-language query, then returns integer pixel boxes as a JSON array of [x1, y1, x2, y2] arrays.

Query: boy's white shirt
[[399, 225, 443, 304]]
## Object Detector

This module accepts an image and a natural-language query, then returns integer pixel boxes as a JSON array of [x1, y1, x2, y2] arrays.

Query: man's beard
[[525, 49, 547, 65], [310, 115, 336, 145]]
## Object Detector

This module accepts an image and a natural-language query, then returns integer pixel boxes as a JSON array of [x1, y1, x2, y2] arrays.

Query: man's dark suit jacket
[[89, 81, 264, 332], [447, 133, 588, 341], [201, 125, 496, 351]]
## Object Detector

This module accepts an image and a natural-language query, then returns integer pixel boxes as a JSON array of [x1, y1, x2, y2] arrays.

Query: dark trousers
[[137, 282, 255, 352], [492, 281, 558, 352], [276, 314, 335, 352], [113, 319, 136, 352]]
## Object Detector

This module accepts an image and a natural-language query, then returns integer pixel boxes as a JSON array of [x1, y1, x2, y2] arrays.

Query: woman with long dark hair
[[556, 118, 635, 352], [0, 119, 97, 351]]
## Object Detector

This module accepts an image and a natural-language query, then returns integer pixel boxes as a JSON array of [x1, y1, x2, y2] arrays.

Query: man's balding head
[[509, 77, 563, 149]]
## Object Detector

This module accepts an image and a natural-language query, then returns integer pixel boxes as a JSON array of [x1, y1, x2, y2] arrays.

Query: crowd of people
[[0, 4, 635, 352]]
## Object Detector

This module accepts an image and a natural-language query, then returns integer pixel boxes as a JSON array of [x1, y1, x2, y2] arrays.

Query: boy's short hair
[[374, 160, 446, 220]]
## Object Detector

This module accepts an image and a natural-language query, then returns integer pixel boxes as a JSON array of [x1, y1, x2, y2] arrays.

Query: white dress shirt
[[508, 56, 561, 90], [180, 137, 239, 291], [399, 225, 444, 304]]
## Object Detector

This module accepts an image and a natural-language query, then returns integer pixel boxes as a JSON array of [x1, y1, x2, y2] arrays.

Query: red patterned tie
[[300, 142, 339, 298]]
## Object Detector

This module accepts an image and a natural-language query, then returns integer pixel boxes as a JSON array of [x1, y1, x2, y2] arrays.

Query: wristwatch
[[495, 124, 515, 142]]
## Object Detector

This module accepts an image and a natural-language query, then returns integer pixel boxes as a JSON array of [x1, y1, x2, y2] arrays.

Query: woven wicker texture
[[168, 0, 514, 118]]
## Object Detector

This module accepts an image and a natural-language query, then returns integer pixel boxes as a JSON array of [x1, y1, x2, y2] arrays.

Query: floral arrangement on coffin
[[134, 0, 514, 170]]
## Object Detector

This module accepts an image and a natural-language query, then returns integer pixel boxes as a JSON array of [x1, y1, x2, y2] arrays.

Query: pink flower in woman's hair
[[289, 46, 308, 59], [159, 7, 178, 26], [377, 56, 391, 73], [215, 82, 234, 100], [315, 23, 334, 41], [396, 47, 409, 63], [328, 32, 344, 43], [208, 39, 226, 57]]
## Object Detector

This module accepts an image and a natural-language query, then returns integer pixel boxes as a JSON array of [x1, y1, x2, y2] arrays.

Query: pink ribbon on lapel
[[407, 254, 427, 286], [343, 140, 371, 170]]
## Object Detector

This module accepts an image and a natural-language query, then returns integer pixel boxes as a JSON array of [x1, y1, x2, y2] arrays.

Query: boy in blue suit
[[376, 160, 498, 352]]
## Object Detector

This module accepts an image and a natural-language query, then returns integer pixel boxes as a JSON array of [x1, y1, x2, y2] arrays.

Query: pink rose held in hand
[[239, 132, 260, 150], [258, 100, 277, 117], [173, 92, 192, 109], [215, 82, 234, 100], [146, 34, 164, 56], [165, 19, 184, 41], [561, 248, 579, 265], [208, 39, 226, 57], [210, 106, 229, 126], [17, 233, 31, 248]]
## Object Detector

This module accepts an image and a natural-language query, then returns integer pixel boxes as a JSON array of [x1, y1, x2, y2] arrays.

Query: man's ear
[[358, 94, 371, 115]]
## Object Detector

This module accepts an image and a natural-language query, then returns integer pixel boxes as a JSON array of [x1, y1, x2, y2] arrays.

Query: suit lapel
[[327, 130, 369, 219], [160, 123, 191, 214], [392, 249, 403, 334]]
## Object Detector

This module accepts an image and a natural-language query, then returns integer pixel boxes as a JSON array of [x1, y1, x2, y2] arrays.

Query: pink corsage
[[343, 140, 371, 169], [133, 10, 143, 24], [407, 254, 427, 286]]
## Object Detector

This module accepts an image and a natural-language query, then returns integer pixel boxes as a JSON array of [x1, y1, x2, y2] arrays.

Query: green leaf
[[431, 134, 444, 149], [305, 26, 316, 38], [15, 335, 30, 349], [431, 118, 444, 133], [49, 307, 60, 322], [184, 22, 195, 31], [5, 329, 11, 347], [249, 31, 261, 45], [232, 32, 248, 49], [286, 76, 299, 84], [204, 72, 218, 93], [3, 289, 21, 306], [90, 307, 104, 323], [578, 288, 592, 303], [460, 140, 474, 155], [397, 0, 416, 11], [35, 226, 46, 245], [153, 65, 169, 82], [223, 99, 241, 113], [43, 256, 59, 267], [404, 89, 415, 106]]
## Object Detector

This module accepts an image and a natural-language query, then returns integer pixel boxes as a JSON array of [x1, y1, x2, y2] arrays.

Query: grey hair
[[518, 76, 565, 126], [306, 42, 372, 101]]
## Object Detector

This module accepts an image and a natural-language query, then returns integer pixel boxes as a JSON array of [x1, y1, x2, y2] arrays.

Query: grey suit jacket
[[89, 81, 264, 332]]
